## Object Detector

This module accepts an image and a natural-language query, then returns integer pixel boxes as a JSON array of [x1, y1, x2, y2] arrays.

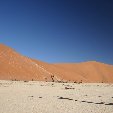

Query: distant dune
[[0, 44, 113, 83]]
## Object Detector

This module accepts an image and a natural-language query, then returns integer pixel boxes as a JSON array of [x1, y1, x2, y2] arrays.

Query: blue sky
[[0, 0, 113, 64]]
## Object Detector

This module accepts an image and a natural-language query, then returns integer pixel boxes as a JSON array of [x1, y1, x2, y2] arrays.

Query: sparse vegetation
[[74, 81, 77, 83], [24, 80, 28, 82], [51, 75, 54, 82]]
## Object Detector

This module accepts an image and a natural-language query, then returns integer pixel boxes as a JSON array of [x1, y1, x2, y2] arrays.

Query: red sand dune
[[0, 44, 113, 83]]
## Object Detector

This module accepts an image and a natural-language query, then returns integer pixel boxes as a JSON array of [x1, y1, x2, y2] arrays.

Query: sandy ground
[[0, 80, 113, 113]]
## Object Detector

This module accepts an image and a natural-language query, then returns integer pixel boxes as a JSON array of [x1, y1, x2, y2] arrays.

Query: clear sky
[[0, 0, 113, 64]]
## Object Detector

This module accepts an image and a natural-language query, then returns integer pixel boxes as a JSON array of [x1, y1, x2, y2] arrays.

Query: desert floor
[[0, 80, 113, 113]]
